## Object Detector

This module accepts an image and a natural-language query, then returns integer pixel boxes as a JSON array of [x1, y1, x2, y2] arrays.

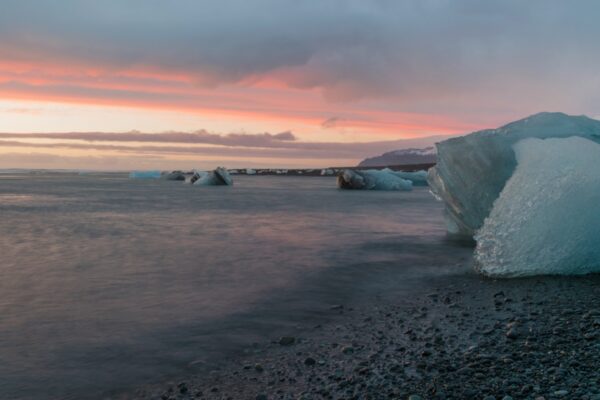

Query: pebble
[[278, 336, 296, 346], [145, 277, 600, 400], [304, 357, 316, 366], [506, 327, 520, 339]]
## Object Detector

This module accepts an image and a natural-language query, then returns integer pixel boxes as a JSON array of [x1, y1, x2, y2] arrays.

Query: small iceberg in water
[[161, 170, 186, 181], [337, 169, 412, 191], [384, 169, 428, 186], [130, 170, 186, 180], [129, 170, 162, 179], [189, 167, 233, 186]]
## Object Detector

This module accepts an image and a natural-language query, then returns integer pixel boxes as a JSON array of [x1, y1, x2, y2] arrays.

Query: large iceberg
[[428, 112, 600, 238], [474, 137, 600, 277], [190, 167, 233, 186], [337, 169, 413, 191]]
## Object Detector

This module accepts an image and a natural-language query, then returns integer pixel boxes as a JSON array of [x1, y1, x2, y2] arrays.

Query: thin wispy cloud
[[0, 130, 297, 148], [321, 117, 342, 129], [0, 133, 447, 160]]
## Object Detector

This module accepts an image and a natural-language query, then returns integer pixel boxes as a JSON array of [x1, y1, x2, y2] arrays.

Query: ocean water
[[0, 173, 472, 399]]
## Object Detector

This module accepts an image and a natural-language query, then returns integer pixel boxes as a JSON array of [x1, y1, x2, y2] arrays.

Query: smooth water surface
[[0, 173, 471, 399]]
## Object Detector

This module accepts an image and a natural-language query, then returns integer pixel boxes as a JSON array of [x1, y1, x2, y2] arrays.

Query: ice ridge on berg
[[427, 112, 600, 238]]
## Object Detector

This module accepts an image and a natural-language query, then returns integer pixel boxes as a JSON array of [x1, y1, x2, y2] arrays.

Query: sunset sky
[[1, 0, 600, 169]]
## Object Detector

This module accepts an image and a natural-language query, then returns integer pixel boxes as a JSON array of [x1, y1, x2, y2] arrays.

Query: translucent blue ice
[[338, 169, 413, 191], [382, 168, 428, 186], [428, 112, 600, 237], [129, 170, 162, 179], [475, 137, 600, 277]]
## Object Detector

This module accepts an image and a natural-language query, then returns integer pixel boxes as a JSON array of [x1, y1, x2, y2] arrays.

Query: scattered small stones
[[138, 276, 600, 400]]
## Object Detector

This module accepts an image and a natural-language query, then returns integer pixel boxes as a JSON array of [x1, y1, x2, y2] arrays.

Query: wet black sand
[[127, 273, 600, 400]]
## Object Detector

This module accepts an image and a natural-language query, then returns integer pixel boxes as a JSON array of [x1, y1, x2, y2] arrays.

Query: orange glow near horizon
[[0, 59, 485, 169], [0, 60, 480, 137]]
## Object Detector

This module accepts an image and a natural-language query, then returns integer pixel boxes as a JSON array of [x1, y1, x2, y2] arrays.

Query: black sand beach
[[130, 273, 600, 400]]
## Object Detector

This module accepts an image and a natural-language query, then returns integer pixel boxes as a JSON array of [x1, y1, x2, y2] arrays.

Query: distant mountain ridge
[[358, 146, 437, 167]]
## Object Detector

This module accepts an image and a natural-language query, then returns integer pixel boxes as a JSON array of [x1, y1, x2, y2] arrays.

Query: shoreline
[[127, 272, 600, 400], [0, 163, 435, 178]]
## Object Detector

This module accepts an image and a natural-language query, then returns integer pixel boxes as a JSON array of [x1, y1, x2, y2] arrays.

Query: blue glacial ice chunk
[[427, 112, 600, 238], [475, 136, 600, 277], [129, 170, 162, 179], [382, 168, 428, 186], [337, 169, 413, 191]]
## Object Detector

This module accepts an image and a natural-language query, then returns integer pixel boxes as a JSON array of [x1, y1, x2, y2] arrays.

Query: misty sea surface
[[0, 172, 472, 399]]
